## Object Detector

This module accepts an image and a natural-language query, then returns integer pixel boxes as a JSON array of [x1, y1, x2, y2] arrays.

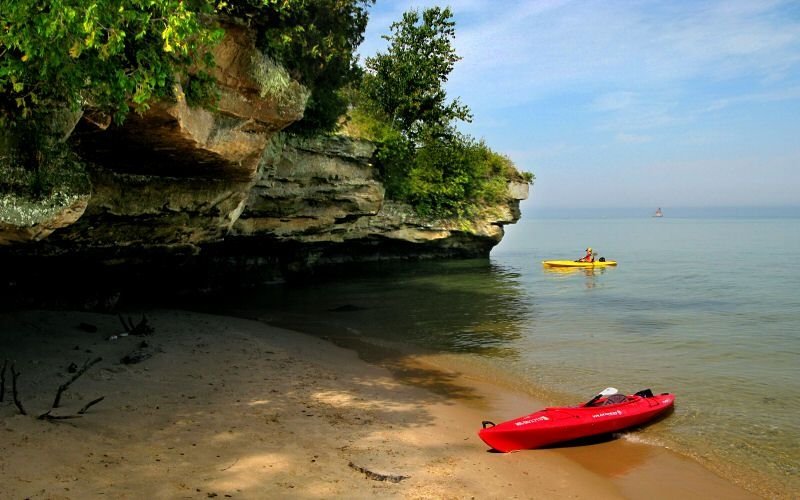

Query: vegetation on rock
[[221, 0, 375, 134], [250, 52, 310, 109], [0, 0, 223, 126], [0, 0, 227, 200], [0, 0, 371, 213], [0, 0, 370, 160], [0, 151, 90, 225], [0, 1, 530, 223]]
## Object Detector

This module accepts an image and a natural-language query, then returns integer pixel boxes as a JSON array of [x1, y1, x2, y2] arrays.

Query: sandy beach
[[0, 309, 758, 499]]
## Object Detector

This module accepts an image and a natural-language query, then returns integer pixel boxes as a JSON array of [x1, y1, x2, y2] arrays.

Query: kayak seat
[[603, 394, 628, 405]]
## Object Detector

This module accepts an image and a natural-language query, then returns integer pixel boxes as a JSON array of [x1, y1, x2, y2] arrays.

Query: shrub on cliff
[[0, 143, 90, 225], [0, 0, 222, 127], [346, 100, 528, 218], [223, 0, 375, 134], [0, 0, 374, 156], [0, 0, 378, 224], [0, 0, 227, 183], [387, 128, 519, 218]]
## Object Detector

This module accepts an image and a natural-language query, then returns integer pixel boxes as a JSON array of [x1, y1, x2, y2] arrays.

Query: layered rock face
[[224, 133, 528, 275], [0, 22, 528, 295]]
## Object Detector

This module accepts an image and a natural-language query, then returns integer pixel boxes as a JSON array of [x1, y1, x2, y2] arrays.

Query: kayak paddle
[[583, 387, 618, 407]]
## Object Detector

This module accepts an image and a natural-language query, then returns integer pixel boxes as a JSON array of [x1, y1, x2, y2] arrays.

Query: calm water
[[218, 212, 800, 496]]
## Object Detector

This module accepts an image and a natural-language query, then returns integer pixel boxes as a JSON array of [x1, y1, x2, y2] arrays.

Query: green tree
[[0, 0, 225, 171], [1, 0, 375, 172], [0, 0, 223, 126], [363, 6, 471, 140], [351, 6, 531, 218], [222, 0, 375, 133]]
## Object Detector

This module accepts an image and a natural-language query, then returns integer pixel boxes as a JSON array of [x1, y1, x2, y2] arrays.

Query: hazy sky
[[361, 0, 800, 209]]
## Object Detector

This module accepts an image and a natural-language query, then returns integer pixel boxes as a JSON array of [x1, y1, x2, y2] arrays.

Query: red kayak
[[478, 388, 674, 452]]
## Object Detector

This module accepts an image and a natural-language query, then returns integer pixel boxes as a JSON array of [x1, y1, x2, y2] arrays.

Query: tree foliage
[[364, 6, 471, 141], [0, 0, 374, 130], [0, 0, 226, 171], [0, 0, 374, 172], [0, 0, 223, 125], [351, 6, 530, 218], [0, 1, 528, 217], [222, 0, 374, 133], [379, 125, 519, 218]]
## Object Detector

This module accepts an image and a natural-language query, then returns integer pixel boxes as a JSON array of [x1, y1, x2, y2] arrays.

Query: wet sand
[[0, 309, 758, 499]]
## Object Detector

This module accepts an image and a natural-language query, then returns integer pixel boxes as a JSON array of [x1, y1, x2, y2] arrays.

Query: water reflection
[[542, 265, 607, 288], [214, 259, 532, 357]]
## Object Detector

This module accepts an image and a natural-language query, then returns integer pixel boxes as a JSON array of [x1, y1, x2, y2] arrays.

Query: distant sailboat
[[653, 207, 663, 218]]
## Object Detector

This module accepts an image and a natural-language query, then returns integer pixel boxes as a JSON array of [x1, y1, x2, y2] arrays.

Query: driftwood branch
[[38, 357, 104, 421], [78, 396, 105, 415], [118, 314, 153, 336], [50, 357, 103, 409], [38, 395, 106, 421], [3, 353, 108, 421], [0, 359, 7, 403], [121, 348, 152, 365], [11, 363, 27, 415], [219, 458, 240, 472], [348, 462, 409, 483], [37, 412, 83, 421]]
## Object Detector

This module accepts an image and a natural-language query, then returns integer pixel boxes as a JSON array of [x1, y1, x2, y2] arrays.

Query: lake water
[[215, 210, 800, 497]]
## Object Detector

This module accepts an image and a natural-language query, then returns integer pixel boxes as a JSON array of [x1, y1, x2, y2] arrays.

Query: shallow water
[[217, 212, 800, 496]]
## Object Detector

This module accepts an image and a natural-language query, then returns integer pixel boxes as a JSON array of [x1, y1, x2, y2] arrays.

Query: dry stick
[[11, 363, 26, 415], [0, 359, 7, 403], [38, 413, 82, 421], [38, 357, 103, 420], [348, 462, 410, 483], [78, 396, 105, 415], [50, 357, 103, 409], [39, 395, 106, 421], [219, 458, 239, 472]]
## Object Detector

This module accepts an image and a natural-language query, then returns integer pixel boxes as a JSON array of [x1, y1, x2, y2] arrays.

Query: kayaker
[[578, 247, 594, 262]]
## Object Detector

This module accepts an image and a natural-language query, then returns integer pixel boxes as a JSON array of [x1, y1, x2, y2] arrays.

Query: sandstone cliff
[[0, 22, 528, 295]]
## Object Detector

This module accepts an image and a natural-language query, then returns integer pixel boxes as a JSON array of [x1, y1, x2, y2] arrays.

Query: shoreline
[[1, 309, 761, 498], [316, 335, 767, 499]]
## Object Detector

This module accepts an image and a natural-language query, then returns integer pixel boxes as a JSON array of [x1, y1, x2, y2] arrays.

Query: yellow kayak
[[542, 260, 618, 268]]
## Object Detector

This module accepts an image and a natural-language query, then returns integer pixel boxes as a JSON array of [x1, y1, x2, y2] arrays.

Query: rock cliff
[[0, 22, 528, 296]]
